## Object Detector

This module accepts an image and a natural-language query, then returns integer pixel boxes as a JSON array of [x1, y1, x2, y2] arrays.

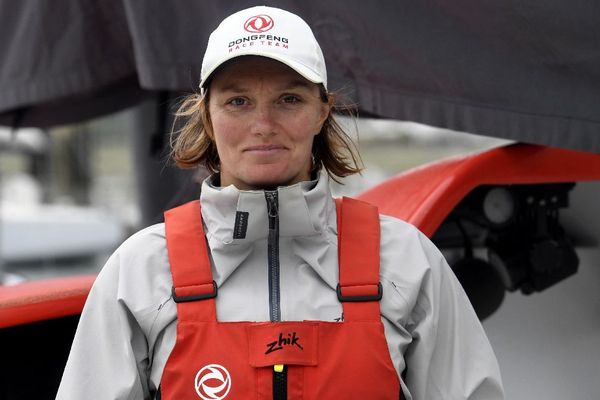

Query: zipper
[[273, 364, 287, 400], [265, 190, 281, 322], [265, 190, 287, 399]]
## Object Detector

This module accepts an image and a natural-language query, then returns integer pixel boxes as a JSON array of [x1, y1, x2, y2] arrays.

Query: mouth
[[243, 144, 288, 153]]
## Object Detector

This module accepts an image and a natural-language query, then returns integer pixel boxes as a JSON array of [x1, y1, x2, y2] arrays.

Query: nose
[[250, 103, 277, 137]]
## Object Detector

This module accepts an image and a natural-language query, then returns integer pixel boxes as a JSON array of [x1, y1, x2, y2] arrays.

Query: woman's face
[[208, 56, 330, 190]]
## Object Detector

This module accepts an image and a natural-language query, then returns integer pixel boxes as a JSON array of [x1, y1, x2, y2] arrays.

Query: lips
[[243, 144, 287, 152]]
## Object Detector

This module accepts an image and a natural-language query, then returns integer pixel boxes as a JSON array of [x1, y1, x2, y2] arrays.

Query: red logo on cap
[[244, 15, 274, 33]]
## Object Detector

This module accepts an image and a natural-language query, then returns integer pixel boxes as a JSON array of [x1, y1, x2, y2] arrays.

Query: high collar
[[200, 170, 335, 244], [199, 170, 338, 287]]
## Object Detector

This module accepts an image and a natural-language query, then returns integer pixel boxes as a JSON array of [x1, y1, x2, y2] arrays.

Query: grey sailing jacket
[[57, 171, 504, 399]]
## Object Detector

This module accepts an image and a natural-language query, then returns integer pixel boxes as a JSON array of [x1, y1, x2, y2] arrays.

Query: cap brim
[[200, 52, 324, 91]]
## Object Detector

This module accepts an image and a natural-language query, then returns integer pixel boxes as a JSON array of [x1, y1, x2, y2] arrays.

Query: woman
[[57, 6, 504, 400]]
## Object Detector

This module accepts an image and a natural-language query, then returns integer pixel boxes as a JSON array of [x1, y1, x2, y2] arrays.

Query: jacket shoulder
[[95, 222, 172, 304], [114, 222, 167, 259], [377, 214, 452, 316], [378, 214, 444, 265]]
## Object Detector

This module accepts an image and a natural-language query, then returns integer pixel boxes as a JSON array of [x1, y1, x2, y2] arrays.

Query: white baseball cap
[[200, 6, 327, 92]]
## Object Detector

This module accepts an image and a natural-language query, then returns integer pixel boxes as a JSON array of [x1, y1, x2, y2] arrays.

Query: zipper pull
[[265, 191, 279, 218]]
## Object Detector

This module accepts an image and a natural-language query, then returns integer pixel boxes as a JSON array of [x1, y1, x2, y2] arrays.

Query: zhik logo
[[194, 364, 232, 400], [244, 14, 274, 33], [265, 332, 303, 355]]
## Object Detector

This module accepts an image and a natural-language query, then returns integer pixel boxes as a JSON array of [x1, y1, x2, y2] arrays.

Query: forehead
[[208, 56, 317, 91]]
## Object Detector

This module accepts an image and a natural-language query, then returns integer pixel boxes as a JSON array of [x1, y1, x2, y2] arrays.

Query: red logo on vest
[[194, 364, 232, 400], [244, 15, 274, 33]]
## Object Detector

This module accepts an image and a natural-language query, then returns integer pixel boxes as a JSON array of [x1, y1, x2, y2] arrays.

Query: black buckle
[[336, 282, 383, 302], [172, 281, 218, 303]]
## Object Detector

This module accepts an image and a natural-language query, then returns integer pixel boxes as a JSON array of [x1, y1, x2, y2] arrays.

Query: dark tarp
[[1, 0, 599, 152]]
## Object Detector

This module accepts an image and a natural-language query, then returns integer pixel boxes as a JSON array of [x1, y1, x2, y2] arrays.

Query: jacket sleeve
[[402, 233, 505, 399], [55, 250, 151, 400], [379, 216, 504, 400]]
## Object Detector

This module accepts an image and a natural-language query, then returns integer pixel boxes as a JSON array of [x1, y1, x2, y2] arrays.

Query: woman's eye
[[282, 95, 300, 104], [228, 97, 247, 106]]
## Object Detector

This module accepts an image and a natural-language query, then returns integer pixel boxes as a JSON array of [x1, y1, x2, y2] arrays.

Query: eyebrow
[[217, 79, 314, 93], [282, 80, 314, 91]]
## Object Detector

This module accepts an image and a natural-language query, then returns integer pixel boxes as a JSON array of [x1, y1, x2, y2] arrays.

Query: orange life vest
[[160, 198, 401, 399]]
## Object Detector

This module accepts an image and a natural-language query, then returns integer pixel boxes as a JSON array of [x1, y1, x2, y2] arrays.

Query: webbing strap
[[164, 200, 216, 321], [335, 197, 382, 321], [164, 198, 382, 322]]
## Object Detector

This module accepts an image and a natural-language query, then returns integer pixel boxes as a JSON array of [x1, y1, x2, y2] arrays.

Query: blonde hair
[[170, 87, 362, 182]]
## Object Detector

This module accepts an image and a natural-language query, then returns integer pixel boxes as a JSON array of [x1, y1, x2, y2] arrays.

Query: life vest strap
[[164, 200, 216, 320], [335, 197, 383, 321], [165, 197, 384, 322]]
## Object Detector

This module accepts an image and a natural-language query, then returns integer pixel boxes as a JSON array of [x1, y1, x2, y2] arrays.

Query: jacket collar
[[199, 170, 338, 287]]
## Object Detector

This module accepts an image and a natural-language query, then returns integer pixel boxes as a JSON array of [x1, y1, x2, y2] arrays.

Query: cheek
[[290, 113, 324, 151], [297, 103, 327, 130], [211, 115, 241, 149], [310, 103, 329, 134]]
